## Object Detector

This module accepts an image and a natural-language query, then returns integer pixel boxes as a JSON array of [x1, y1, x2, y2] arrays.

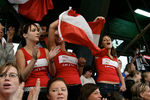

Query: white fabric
[[58, 7, 93, 42], [80, 75, 96, 85], [8, 0, 29, 4]]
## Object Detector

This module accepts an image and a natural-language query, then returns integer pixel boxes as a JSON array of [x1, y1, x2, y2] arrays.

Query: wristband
[[50, 59, 54, 64]]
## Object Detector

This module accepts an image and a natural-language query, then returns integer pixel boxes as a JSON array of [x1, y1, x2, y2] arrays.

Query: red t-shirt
[[54, 49, 81, 85], [21, 47, 49, 87], [95, 55, 120, 83]]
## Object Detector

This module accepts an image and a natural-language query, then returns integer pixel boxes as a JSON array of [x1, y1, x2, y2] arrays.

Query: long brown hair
[[20, 23, 39, 47]]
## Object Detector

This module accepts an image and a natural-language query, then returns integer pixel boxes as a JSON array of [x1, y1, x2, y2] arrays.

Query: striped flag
[[58, 7, 107, 56]]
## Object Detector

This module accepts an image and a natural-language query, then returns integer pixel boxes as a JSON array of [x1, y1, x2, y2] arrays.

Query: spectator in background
[[47, 77, 68, 100], [80, 65, 96, 85], [118, 59, 125, 79], [123, 70, 141, 100], [124, 63, 136, 78], [107, 91, 125, 100], [95, 35, 126, 98], [131, 82, 150, 100], [0, 23, 16, 66], [141, 72, 150, 87], [35, 23, 48, 48], [133, 47, 150, 73], [78, 83, 103, 100]]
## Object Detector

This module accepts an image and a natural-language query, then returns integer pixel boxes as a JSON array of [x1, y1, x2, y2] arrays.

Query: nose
[[58, 89, 63, 95], [98, 93, 102, 98], [4, 75, 10, 80], [37, 30, 40, 35]]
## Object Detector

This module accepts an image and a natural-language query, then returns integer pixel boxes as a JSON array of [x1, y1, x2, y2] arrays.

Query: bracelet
[[50, 59, 54, 64]]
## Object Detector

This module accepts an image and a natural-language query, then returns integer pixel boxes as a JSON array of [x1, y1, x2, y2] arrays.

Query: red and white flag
[[58, 7, 107, 56], [8, 0, 54, 21], [144, 55, 150, 60]]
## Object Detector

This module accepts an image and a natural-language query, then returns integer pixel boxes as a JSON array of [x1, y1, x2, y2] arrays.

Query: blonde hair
[[131, 82, 148, 98]]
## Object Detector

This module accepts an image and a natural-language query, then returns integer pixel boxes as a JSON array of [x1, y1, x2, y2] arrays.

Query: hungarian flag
[[8, 0, 54, 21], [58, 7, 107, 56]]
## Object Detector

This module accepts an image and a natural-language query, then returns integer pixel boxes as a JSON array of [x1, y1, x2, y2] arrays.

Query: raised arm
[[93, 16, 105, 22], [48, 20, 58, 51], [78, 57, 86, 76], [5, 26, 16, 63]]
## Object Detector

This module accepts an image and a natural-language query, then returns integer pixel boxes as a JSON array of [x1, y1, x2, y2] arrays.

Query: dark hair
[[99, 35, 117, 58], [46, 77, 67, 95], [107, 91, 125, 100], [82, 65, 93, 75], [128, 70, 140, 78], [0, 62, 23, 83], [78, 83, 99, 100], [20, 23, 39, 47], [124, 63, 135, 74]]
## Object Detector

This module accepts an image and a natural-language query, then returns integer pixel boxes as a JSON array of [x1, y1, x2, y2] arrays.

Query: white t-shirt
[[80, 75, 96, 85]]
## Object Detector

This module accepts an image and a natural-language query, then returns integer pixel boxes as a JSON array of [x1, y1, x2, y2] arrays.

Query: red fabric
[[68, 9, 80, 17], [18, 0, 54, 21], [88, 18, 106, 34], [21, 47, 49, 87], [54, 49, 81, 85], [144, 55, 150, 60], [59, 20, 107, 56], [95, 56, 120, 83], [58, 8, 106, 56]]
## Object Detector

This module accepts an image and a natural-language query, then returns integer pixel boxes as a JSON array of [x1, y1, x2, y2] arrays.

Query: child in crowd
[[80, 65, 96, 85]]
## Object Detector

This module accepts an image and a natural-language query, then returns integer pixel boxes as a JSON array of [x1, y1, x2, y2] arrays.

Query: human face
[[101, 36, 112, 49], [47, 81, 68, 100], [24, 25, 40, 43], [55, 31, 64, 45], [0, 29, 4, 40], [135, 73, 141, 82], [88, 88, 102, 100], [141, 86, 150, 100], [118, 60, 122, 69], [85, 71, 92, 78], [131, 63, 136, 71], [145, 73, 150, 82], [0, 66, 20, 96]]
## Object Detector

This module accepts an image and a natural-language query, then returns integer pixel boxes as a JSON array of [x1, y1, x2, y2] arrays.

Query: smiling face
[[47, 80, 68, 100], [88, 88, 102, 100], [0, 66, 20, 96], [101, 36, 112, 49]]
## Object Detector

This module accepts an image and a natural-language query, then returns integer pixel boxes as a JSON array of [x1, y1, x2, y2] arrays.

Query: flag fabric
[[8, 0, 29, 4], [88, 18, 105, 46], [58, 7, 107, 56], [144, 55, 150, 60], [8, 0, 54, 21]]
